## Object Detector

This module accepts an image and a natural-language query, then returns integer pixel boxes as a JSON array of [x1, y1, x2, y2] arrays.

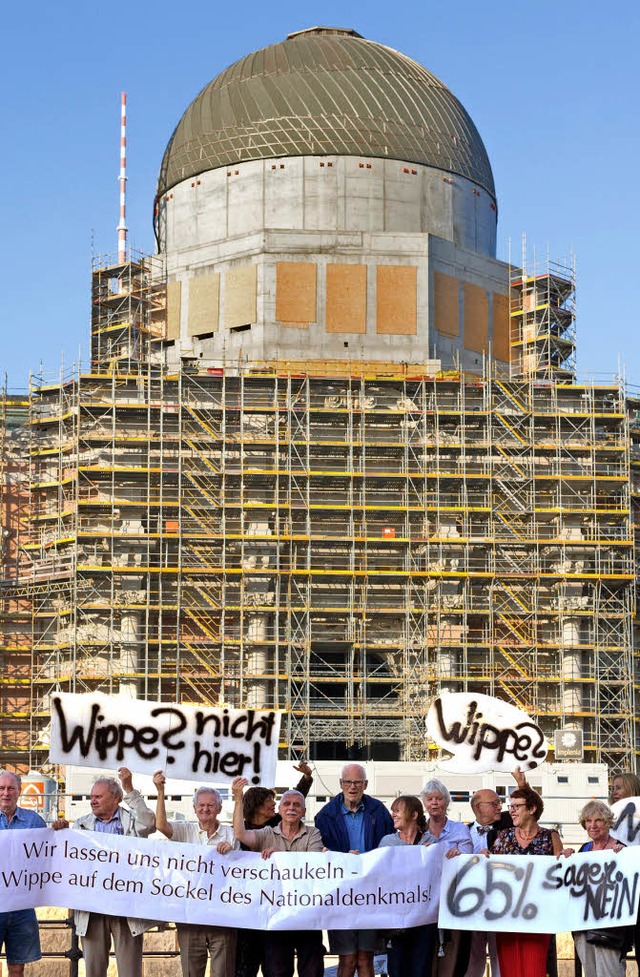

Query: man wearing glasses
[[315, 764, 393, 977]]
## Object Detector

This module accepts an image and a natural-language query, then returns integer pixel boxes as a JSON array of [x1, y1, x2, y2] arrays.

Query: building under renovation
[[0, 28, 636, 771]]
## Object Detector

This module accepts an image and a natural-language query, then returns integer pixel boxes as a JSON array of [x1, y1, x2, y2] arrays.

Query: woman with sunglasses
[[490, 787, 565, 977]]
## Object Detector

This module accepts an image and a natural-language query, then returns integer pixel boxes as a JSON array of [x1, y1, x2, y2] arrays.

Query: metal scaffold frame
[[0, 387, 33, 765], [510, 250, 576, 382], [0, 252, 636, 770]]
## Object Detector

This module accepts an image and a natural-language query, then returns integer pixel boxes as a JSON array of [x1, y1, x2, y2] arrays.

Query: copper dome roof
[[157, 27, 495, 199]]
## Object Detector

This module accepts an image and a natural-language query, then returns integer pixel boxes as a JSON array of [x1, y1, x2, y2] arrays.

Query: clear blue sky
[[2, 2, 639, 391]]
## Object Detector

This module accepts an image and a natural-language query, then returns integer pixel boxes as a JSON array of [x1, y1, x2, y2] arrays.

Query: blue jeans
[[0, 909, 41, 965]]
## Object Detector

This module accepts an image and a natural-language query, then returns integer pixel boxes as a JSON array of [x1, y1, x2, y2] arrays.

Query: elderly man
[[315, 764, 393, 977], [52, 766, 155, 977], [231, 776, 325, 977], [460, 787, 506, 977], [153, 770, 237, 977], [0, 770, 46, 977], [460, 767, 528, 977]]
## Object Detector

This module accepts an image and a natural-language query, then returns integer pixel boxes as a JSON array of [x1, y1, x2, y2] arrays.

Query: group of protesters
[[0, 764, 639, 977]]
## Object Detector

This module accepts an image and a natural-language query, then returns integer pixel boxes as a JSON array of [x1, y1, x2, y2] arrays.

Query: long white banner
[[49, 692, 281, 786], [0, 829, 442, 931], [5, 831, 640, 933], [439, 850, 640, 933]]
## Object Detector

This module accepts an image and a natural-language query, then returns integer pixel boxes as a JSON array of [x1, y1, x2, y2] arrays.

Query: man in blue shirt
[[315, 764, 393, 977], [0, 770, 46, 976]]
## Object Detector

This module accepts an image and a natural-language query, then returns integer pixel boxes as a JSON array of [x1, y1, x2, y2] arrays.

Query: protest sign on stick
[[426, 692, 548, 773], [49, 692, 281, 785]]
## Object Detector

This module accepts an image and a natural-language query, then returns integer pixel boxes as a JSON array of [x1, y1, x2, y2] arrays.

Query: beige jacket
[[72, 789, 156, 938]]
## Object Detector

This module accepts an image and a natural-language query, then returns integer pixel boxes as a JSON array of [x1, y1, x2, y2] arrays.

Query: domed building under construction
[[0, 28, 636, 770]]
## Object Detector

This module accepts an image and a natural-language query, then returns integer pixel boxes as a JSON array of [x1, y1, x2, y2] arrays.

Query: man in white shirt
[[153, 771, 237, 977]]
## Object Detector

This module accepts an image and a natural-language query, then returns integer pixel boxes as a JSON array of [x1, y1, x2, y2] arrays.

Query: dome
[[157, 27, 495, 200]]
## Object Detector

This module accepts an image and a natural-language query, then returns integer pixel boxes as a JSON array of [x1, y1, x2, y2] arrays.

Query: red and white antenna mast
[[117, 92, 128, 263]]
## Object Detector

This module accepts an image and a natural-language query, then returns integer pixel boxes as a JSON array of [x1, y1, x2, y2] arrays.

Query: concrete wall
[[161, 229, 509, 373], [159, 156, 497, 260], [158, 155, 507, 373]]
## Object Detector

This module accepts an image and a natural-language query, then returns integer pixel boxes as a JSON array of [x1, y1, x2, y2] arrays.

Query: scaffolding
[[0, 387, 34, 765], [625, 386, 640, 740], [0, 254, 636, 771], [510, 254, 576, 381]]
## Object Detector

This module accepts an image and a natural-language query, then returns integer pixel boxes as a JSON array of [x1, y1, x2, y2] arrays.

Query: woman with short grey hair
[[422, 779, 450, 809], [578, 799, 615, 831], [573, 800, 629, 977], [421, 779, 472, 977]]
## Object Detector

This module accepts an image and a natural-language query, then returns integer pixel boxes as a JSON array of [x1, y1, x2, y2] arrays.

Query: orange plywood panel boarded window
[[276, 262, 317, 328], [492, 293, 511, 362], [462, 282, 489, 353], [166, 281, 182, 340], [376, 266, 417, 335], [224, 265, 257, 329], [187, 274, 219, 337], [326, 264, 367, 334], [433, 272, 459, 338]]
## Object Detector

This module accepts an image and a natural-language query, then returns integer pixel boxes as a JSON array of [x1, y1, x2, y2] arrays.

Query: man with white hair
[[153, 770, 238, 977], [231, 776, 325, 977], [0, 770, 47, 977], [315, 764, 393, 977], [52, 766, 156, 977]]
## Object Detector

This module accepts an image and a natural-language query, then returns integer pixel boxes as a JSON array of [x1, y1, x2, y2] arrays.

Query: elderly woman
[[378, 796, 432, 977], [421, 779, 473, 977], [572, 800, 628, 977], [421, 779, 473, 854], [491, 787, 563, 977]]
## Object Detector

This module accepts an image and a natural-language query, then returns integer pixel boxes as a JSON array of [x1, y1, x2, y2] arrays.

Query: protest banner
[[49, 692, 281, 785], [610, 796, 640, 847], [439, 850, 640, 933], [426, 692, 548, 773], [0, 829, 442, 931]]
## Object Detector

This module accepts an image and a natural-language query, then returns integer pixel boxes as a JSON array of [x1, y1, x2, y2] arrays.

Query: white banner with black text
[[5, 831, 640, 933], [439, 850, 640, 933], [48, 692, 281, 786], [0, 829, 442, 930]]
